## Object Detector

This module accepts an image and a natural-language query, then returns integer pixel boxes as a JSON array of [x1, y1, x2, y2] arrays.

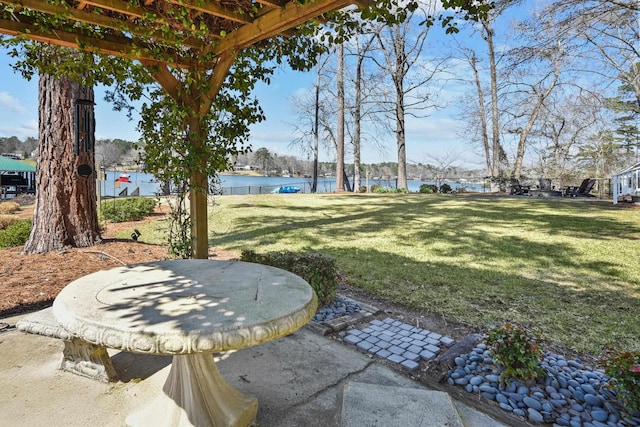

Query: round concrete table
[[52, 259, 317, 427]]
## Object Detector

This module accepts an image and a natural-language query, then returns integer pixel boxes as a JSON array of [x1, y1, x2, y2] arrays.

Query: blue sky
[[0, 36, 487, 168]]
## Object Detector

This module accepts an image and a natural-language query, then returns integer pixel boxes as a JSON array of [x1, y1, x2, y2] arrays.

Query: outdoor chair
[[564, 179, 596, 197], [538, 178, 553, 191], [509, 179, 530, 196]]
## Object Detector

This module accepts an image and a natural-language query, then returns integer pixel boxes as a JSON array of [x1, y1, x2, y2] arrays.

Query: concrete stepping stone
[[341, 382, 465, 427]]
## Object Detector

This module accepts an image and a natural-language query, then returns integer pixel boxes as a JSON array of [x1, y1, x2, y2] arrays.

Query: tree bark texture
[[23, 74, 100, 254], [471, 54, 492, 175], [336, 43, 345, 192], [512, 56, 561, 179], [394, 30, 408, 190], [353, 39, 364, 193], [483, 19, 501, 180]]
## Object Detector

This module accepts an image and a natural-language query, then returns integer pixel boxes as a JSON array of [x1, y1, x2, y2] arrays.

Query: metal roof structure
[[0, 155, 36, 173]]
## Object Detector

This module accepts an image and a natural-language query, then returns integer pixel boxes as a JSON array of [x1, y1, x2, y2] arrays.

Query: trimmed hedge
[[240, 250, 338, 306], [101, 197, 157, 223]]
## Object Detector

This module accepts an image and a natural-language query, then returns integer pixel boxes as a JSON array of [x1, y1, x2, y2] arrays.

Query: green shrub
[[370, 184, 381, 193], [373, 186, 408, 194], [240, 250, 338, 306], [0, 219, 32, 248], [601, 348, 640, 416], [439, 183, 453, 194], [101, 197, 157, 223], [484, 322, 546, 384], [358, 185, 367, 193], [0, 202, 20, 214], [419, 184, 436, 194], [372, 186, 392, 193]]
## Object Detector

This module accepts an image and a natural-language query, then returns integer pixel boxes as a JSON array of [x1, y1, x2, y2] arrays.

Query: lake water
[[101, 171, 486, 197]]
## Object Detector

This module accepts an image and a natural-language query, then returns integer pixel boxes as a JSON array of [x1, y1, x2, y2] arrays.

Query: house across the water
[[0, 155, 36, 199]]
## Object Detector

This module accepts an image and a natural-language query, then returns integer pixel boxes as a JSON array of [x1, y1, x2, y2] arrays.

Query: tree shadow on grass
[[210, 194, 640, 354], [211, 194, 640, 280]]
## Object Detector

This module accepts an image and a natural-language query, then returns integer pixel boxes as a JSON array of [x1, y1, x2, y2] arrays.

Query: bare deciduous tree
[[530, 90, 602, 185], [503, 38, 565, 179], [547, 0, 640, 106], [369, 1, 445, 190]]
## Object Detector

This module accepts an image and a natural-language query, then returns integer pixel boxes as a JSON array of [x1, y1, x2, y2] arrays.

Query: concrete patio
[[0, 311, 512, 427]]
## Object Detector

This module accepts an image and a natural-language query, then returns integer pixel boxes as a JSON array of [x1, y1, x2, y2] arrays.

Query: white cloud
[[0, 124, 37, 139], [0, 92, 28, 114], [23, 120, 38, 132], [406, 116, 462, 142]]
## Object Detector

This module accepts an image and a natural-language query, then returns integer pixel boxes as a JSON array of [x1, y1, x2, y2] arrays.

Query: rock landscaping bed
[[307, 294, 380, 336], [448, 344, 640, 427]]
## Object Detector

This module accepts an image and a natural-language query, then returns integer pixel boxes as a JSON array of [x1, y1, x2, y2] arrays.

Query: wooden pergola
[[0, 0, 369, 258]]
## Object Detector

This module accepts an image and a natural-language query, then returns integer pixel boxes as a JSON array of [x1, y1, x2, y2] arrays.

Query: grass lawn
[[136, 193, 640, 357]]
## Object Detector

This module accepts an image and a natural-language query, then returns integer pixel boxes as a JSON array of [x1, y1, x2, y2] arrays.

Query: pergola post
[[190, 172, 209, 259], [188, 113, 209, 260]]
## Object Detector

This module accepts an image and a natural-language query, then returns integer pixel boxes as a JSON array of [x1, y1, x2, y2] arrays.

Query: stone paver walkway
[[342, 317, 455, 371]]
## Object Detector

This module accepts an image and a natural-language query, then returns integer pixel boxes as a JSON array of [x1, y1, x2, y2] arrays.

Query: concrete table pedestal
[[126, 353, 258, 427], [53, 259, 317, 427]]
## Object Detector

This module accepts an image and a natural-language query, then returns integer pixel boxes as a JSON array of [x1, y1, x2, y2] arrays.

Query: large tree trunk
[[312, 68, 320, 193], [483, 19, 501, 181], [353, 51, 362, 193], [336, 43, 345, 192], [394, 31, 408, 191], [471, 54, 492, 175], [23, 74, 100, 254]]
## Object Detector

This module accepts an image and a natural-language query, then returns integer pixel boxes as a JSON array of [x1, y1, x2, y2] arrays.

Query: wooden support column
[[190, 170, 209, 259], [186, 101, 209, 260], [189, 53, 237, 259]]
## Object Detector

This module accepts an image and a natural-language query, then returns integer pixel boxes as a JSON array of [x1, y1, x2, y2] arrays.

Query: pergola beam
[[1, 0, 206, 49], [0, 0, 362, 67], [165, 0, 252, 24], [214, 0, 353, 53], [255, 0, 287, 7], [79, 0, 150, 19], [0, 17, 193, 67]]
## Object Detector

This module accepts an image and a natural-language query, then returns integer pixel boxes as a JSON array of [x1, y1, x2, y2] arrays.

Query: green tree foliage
[[576, 130, 625, 178], [607, 75, 640, 160], [253, 147, 272, 174]]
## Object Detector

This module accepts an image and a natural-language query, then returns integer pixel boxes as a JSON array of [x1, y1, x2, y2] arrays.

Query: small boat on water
[[272, 185, 301, 194], [117, 173, 131, 183]]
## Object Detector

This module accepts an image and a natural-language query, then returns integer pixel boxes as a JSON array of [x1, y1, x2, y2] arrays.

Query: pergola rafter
[[0, 0, 368, 66], [0, 0, 370, 258]]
